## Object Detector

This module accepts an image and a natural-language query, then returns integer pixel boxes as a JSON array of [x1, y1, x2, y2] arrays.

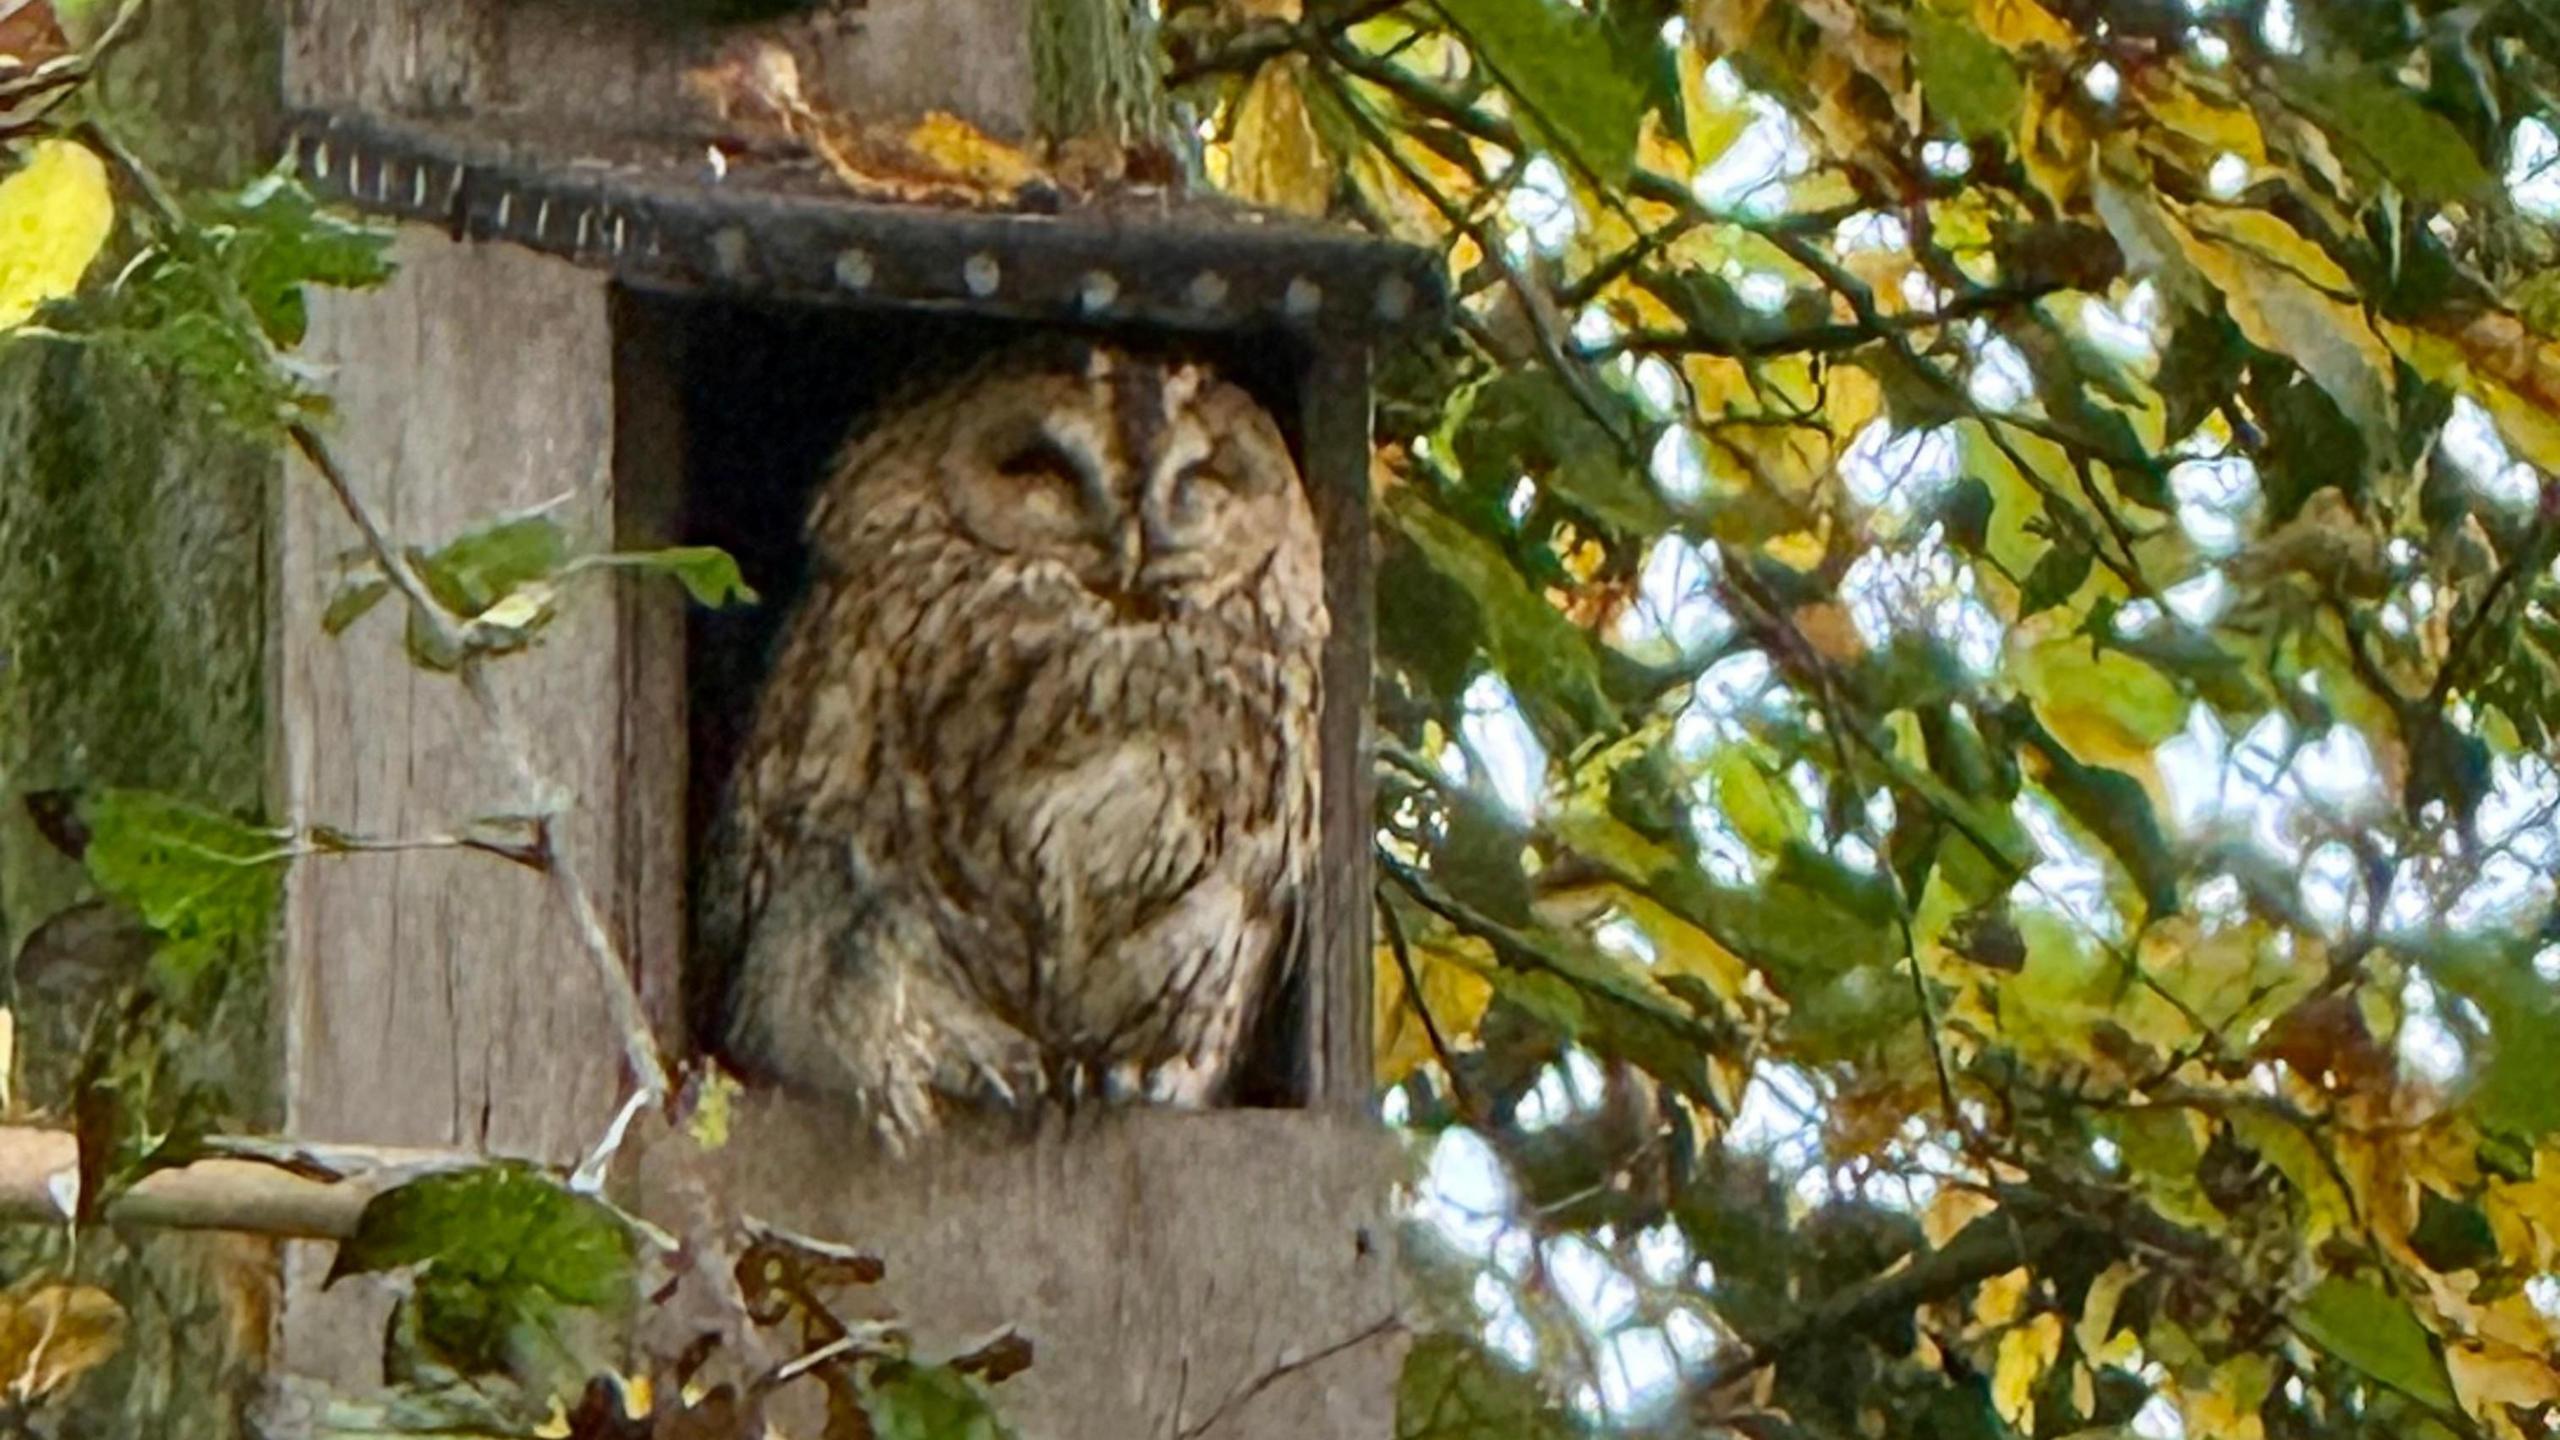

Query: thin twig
[[1175, 1314, 1403, 1440], [1375, 889, 1474, 1118], [297, 422, 674, 1118], [83, 116, 675, 1135]]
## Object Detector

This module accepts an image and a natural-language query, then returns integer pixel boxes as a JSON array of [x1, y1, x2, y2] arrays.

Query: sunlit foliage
[[1176, 0, 2560, 1433]]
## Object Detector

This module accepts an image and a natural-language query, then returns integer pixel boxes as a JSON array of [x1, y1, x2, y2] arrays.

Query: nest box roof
[[281, 109, 1447, 340]]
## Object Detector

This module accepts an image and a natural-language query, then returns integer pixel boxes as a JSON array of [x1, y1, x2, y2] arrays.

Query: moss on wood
[[0, 0, 283, 1432]]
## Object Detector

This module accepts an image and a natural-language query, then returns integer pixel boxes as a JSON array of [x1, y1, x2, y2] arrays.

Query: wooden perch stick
[[0, 1127, 481, 1240]]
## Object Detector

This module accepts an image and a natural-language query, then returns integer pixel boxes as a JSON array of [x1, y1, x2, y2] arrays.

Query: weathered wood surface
[[283, 0, 1035, 138], [276, 232, 640, 1382], [646, 1102, 1406, 1440], [1303, 343, 1377, 1112]]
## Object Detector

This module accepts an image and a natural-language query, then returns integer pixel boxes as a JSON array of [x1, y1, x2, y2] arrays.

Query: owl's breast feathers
[[715, 512, 1324, 1095]]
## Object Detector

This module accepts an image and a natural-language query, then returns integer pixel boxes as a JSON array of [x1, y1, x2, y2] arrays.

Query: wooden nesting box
[[271, 4, 1441, 1435]]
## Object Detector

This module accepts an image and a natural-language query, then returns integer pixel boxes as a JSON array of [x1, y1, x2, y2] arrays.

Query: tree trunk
[[0, 4, 284, 1435]]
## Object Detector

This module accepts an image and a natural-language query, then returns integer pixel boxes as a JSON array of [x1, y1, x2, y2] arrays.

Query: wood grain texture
[[283, 0, 1033, 138], [275, 231, 636, 1384], [644, 1101, 1405, 1440], [1304, 342, 1377, 1111]]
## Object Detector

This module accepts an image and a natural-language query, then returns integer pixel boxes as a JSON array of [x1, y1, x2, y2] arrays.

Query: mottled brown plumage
[[698, 338, 1326, 1147]]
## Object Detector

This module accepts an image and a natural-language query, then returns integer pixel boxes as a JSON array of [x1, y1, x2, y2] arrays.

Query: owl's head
[[900, 339, 1321, 619]]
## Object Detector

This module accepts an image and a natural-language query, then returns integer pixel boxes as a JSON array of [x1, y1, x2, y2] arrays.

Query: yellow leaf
[[1924, 1187, 1999, 1249], [2076, 1261, 2140, 1359], [2171, 206, 2394, 445], [1375, 934, 1493, 1085], [1612, 890, 1752, 998], [1677, 44, 1754, 174], [0, 140, 113, 331], [1228, 57, 1336, 218], [2478, 377, 2560, 474], [902, 111, 1045, 194], [0, 1282, 124, 1404], [2011, 631, 2184, 774], [1827, 361, 1884, 442], [2019, 76, 2093, 212], [1764, 529, 1826, 571], [1993, 1312, 2064, 1428], [686, 1065, 741, 1149], [2141, 78, 2268, 166], [1976, 1266, 2032, 1328], [2182, 1356, 2272, 1440], [1972, 0, 2074, 51], [2448, 1344, 2560, 1417], [2185, 207, 2352, 291], [2383, 320, 2560, 474]]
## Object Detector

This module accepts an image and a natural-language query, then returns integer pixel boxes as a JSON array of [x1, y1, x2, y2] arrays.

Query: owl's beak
[[1111, 519, 1147, 595]]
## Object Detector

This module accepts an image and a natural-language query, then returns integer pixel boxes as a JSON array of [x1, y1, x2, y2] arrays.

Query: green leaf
[[2018, 537, 2093, 616], [1872, 347, 1970, 431], [1398, 1334, 1574, 1440], [2155, 310, 2250, 442], [1911, 10, 2025, 142], [321, 577, 392, 635], [577, 546, 761, 608], [330, 1164, 636, 1385], [2407, 1189, 2498, 1275], [862, 1362, 1017, 1440], [1930, 475, 1996, 556], [2290, 1276, 2456, 1410], [2016, 711, 2179, 915], [78, 790, 286, 977], [2248, 365, 2370, 523], [1441, 791, 1535, 926], [1385, 488, 1615, 748], [413, 514, 571, 620], [2281, 69, 2496, 206], [330, 1164, 635, 1306], [2425, 938, 2560, 1140], [205, 164, 399, 348], [1439, 0, 1645, 185], [1705, 746, 1801, 853], [1486, 966, 1588, 1037], [2514, 271, 2560, 339], [1448, 369, 1662, 536]]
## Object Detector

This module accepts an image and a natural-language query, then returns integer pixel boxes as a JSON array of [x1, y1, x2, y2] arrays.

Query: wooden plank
[[275, 231, 635, 1384], [1305, 340, 1377, 1112], [607, 290, 695, 1048], [645, 1103, 1406, 1440]]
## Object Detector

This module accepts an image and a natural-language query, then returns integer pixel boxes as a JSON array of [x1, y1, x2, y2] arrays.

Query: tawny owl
[[696, 336, 1328, 1148]]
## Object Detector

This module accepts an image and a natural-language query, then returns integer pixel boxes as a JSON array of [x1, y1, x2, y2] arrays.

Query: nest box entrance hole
[[612, 289, 1327, 1112]]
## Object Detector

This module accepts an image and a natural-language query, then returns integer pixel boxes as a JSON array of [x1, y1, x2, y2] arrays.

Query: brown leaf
[[0, 1281, 124, 1405], [0, 0, 67, 68], [1792, 601, 1867, 663], [2253, 992, 2390, 1090]]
